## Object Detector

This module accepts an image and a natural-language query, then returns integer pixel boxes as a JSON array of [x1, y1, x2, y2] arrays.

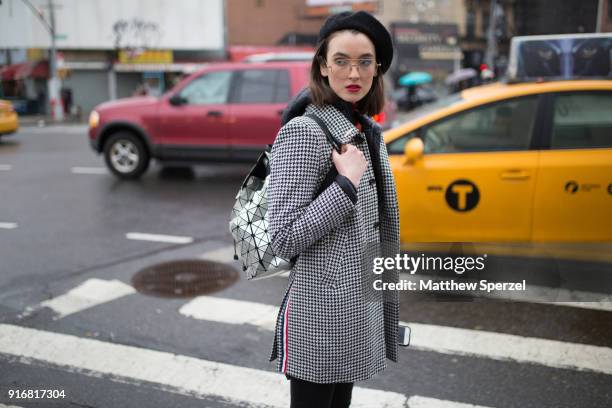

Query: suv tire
[[103, 131, 150, 179]]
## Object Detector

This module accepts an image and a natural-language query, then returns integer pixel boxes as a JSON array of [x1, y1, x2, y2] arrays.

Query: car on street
[[0, 99, 19, 137], [89, 60, 397, 179], [385, 79, 612, 244]]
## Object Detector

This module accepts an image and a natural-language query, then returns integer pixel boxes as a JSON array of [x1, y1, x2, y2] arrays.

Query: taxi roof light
[[507, 33, 611, 84]]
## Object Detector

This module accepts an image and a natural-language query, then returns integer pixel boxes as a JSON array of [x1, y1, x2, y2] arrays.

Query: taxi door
[[533, 91, 612, 241], [389, 95, 542, 243]]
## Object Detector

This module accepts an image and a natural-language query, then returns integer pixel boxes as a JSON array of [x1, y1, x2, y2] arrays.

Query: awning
[[1, 63, 24, 81], [17, 60, 49, 80], [1, 61, 49, 81]]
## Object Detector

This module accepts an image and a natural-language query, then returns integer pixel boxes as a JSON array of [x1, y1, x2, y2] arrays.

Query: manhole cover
[[131, 259, 240, 298]]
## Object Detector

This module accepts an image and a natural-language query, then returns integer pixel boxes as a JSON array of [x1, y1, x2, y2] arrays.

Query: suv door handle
[[277, 109, 284, 115], [500, 170, 530, 180], [207, 110, 223, 117]]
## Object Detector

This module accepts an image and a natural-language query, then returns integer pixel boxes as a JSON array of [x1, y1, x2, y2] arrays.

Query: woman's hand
[[332, 144, 367, 189]]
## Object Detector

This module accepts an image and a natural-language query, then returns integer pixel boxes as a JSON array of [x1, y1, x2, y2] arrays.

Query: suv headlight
[[89, 110, 100, 128]]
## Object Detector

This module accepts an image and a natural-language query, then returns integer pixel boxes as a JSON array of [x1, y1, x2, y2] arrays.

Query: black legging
[[287, 374, 354, 408]]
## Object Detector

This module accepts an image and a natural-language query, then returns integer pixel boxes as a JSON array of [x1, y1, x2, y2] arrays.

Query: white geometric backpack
[[229, 113, 341, 280]]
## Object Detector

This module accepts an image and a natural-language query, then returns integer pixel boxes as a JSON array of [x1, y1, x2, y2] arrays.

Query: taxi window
[[551, 92, 612, 149], [387, 131, 418, 154], [422, 96, 539, 154]]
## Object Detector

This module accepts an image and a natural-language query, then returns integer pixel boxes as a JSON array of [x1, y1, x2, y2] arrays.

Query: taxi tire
[[103, 131, 150, 180]]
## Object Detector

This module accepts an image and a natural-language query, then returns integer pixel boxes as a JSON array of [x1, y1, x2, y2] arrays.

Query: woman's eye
[[335, 59, 348, 66], [360, 60, 373, 67]]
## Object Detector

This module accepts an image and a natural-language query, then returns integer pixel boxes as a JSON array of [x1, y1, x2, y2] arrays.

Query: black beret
[[318, 11, 394, 74]]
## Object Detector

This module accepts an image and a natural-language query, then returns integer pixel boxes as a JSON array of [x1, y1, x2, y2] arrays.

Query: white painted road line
[[180, 295, 612, 376], [0, 222, 18, 229], [70, 166, 107, 174], [0, 324, 408, 408], [180, 296, 278, 331], [0, 164, 12, 171], [404, 320, 612, 376], [38, 279, 136, 320], [126, 232, 194, 244], [399, 273, 612, 312], [408, 396, 493, 408], [199, 245, 240, 263]]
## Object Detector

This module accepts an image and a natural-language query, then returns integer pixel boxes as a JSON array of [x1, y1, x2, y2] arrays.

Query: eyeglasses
[[326, 58, 381, 76]]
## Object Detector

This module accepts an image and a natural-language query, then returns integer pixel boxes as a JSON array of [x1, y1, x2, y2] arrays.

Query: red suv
[[88, 60, 396, 179]]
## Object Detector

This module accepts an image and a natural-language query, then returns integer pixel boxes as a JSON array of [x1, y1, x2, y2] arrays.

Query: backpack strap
[[303, 114, 343, 199], [303, 114, 342, 154], [288, 114, 344, 267]]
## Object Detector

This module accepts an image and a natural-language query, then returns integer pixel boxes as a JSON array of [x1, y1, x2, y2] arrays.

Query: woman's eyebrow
[[332, 52, 374, 58]]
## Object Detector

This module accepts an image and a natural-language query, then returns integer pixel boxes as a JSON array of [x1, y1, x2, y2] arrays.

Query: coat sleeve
[[268, 118, 357, 261]]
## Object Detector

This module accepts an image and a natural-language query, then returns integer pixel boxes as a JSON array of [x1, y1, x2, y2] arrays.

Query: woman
[[267, 10, 401, 408]]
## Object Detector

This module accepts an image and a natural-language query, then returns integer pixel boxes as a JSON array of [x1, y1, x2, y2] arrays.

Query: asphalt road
[[0, 124, 610, 408]]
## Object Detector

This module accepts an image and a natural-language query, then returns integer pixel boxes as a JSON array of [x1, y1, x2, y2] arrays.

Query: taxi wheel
[[103, 131, 150, 179]]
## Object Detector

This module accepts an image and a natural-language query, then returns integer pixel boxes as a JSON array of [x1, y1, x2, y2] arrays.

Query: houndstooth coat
[[267, 87, 400, 384]]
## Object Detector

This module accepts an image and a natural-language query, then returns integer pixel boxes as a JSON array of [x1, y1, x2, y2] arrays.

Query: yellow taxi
[[0, 99, 19, 136], [384, 79, 612, 245]]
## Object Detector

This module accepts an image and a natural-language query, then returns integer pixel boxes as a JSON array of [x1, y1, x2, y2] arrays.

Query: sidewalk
[[19, 114, 86, 127]]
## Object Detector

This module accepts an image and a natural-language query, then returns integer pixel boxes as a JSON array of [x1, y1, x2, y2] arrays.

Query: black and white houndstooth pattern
[[267, 101, 400, 384]]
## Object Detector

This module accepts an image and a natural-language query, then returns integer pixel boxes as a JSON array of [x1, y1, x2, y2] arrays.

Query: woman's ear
[[320, 61, 329, 78]]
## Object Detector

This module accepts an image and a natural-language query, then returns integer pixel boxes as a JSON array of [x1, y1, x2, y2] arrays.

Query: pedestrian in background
[[267, 10, 401, 408]]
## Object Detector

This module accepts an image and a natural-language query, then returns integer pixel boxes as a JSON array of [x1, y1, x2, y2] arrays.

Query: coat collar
[[281, 86, 382, 146], [304, 102, 363, 145]]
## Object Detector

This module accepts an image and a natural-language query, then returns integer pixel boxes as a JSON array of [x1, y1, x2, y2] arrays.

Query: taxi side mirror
[[404, 137, 424, 165]]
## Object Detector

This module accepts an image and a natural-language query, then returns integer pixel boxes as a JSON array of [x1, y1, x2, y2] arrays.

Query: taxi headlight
[[89, 110, 100, 128]]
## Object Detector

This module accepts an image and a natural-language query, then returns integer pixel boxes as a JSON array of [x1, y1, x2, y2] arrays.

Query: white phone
[[398, 324, 411, 347]]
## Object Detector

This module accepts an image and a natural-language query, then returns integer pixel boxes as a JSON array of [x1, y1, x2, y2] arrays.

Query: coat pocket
[[319, 230, 349, 288]]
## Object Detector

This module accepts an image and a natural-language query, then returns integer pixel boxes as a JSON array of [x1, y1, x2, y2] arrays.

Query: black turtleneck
[[330, 96, 359, 125]]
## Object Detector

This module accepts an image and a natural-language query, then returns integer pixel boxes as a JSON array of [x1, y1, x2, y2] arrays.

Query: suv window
[[179, 71, 233, 105], [551, 92, 612, 149], [235, 69, 290, 104], [423, 96, 539, 154]]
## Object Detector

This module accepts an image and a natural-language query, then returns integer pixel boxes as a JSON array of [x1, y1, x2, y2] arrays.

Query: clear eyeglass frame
[[325, 57, 381, 76]]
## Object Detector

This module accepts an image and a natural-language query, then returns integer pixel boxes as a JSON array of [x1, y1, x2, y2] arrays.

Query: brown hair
[[309, 29, 385, 117]]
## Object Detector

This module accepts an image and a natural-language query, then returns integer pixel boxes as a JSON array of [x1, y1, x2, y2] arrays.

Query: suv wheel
[[103, 131, 150, 179]]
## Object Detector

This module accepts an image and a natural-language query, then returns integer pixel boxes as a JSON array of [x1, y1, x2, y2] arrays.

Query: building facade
[[0, 0, 224, 117]]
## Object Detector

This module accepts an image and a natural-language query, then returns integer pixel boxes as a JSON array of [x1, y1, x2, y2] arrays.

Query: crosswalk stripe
[[404, 320, 612, 375], [38, 279, 135, 320], [180, 296, 278, 331], [0, 324, 408, 408], [0, 164, 12, 171], [408, 395, 492, 408], [179, 295, 612, 376]]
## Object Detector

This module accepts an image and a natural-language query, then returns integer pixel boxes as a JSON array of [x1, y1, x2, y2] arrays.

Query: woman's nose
[[348, 65, 361, 79]]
